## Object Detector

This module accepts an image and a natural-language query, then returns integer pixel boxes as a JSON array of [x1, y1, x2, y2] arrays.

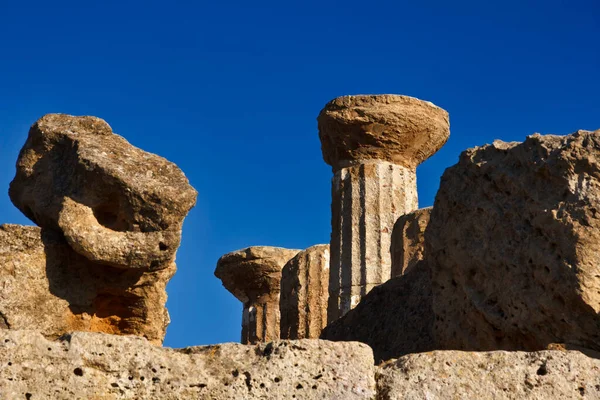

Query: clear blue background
[[0, 0, 598, 347]]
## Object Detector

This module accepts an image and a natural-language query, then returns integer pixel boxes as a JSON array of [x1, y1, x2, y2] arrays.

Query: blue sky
[[0, 0, 598, 347]]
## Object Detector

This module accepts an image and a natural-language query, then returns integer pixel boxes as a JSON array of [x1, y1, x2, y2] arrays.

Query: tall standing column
[[215, 246, 300, 344], [318, 95, 450, 322]]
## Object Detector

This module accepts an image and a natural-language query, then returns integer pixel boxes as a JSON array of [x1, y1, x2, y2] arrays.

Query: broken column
[[391, 207, 431, 277], [215, 246, 300, 344], [318, 95, 449, 321], [280, 244, 330, 339]]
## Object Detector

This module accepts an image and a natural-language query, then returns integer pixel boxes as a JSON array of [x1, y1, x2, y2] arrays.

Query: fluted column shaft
[[327, 160, 418, 322], [242, 293, 280, 344], [280, 245, 330, 339]]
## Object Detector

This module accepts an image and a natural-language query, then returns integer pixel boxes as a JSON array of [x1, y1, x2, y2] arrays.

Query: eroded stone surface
[[321, 261, 435, 363], [318, 94, 450, 170], [0, 224, 173, 344], [0, 330, 376, 400], [280, 244, 330, 340], [215, 246, 300, 343], [320, 95, 448, 322], [391, 207, 430, 277], [377, 349, 600, 399], [428, 130, 600, 351], [9, 114, 197, 270]]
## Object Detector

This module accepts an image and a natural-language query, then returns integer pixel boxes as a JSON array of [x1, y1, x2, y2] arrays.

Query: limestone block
[[0, 330, 376, 400], [9, 114, 197, 270], [215, 246, 300, 344], [280, 244, 330, 340], [391, 207, 431, 277], [321, 261, 435, 363], [0, 224, 173, 344], [428, 130, 600, 351], [377, 349, 600, 399]]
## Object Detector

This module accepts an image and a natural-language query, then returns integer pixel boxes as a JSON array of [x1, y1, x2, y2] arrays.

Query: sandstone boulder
[[280, 244, 330, 340], [391, 207, 430, 277], [215, 246, 300, 343], [0, 224, 173, 344], [428, 130, 600, 351], [377, 349, 600, 399], [9, 114, 197, 270], [318, 94, 450, 170], [0, 330, 375, 399], [321, 261, 435, 363]]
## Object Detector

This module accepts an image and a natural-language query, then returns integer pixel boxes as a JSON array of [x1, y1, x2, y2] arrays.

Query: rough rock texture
[[318, 94, 450, 170], [327, 161, 418, 322], [377, 349, 600, 400], [321, 261, 435, 363], [0, 224, 173, 344], [280, 244, 330, 340], [391, 207, 430, 277], [215, 246, 300, 344], [428, 130, 600, 351], [9, 114, 197, 270], [0, 330, 376, 400]]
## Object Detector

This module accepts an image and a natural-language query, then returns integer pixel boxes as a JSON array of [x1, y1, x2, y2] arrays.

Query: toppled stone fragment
[[0, 224, 173, 344], [391, 207, 430, 277], [280, 244, 330, 340], [321, 261, 435, 363], [215, 246, 300, 344], [377, 349, 600, 399], [318, 95, 449, 321], [0, 330, 376, 400], [9, 114, 197, 270], [428, 130, 600, 351]]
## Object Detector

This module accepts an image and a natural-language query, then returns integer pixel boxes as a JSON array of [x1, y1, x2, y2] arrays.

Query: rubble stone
[[9, 114, 197, 270], [0, 224, 173, 344]]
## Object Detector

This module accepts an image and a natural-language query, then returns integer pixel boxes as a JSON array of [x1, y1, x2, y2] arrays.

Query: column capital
[[318, 94, 450, 171]]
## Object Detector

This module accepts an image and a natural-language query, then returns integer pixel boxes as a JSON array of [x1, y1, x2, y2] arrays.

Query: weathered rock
[[319, 95, 449, 321], [0, 330, 376, 399], [280, 244, 330, 340], [377, 349, 600, 399], [215, 246, 300, 344], [9, 114, 197, 270], [428, 130, 600, 351], [321, 261, 435, 363], [318, 94, 450, 171], [391, 207, 430, 277], [0, 224, 173, 344]]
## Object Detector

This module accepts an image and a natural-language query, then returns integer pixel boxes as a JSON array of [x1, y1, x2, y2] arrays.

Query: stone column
[[280, 244, 330, 340], [391, 207, 432, 277], [215, 246, 300, 344], [318, 95, 449, 322]]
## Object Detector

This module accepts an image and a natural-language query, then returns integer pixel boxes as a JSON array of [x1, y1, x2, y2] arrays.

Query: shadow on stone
[[321, 261, 435, 364]]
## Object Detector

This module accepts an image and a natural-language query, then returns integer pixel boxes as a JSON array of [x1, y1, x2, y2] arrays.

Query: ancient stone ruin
[[2, 100, 600, 399], [318, 95, 449, 322]]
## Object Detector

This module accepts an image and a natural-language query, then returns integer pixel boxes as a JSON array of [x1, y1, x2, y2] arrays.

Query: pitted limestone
[[9, 113, 197, 271]]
